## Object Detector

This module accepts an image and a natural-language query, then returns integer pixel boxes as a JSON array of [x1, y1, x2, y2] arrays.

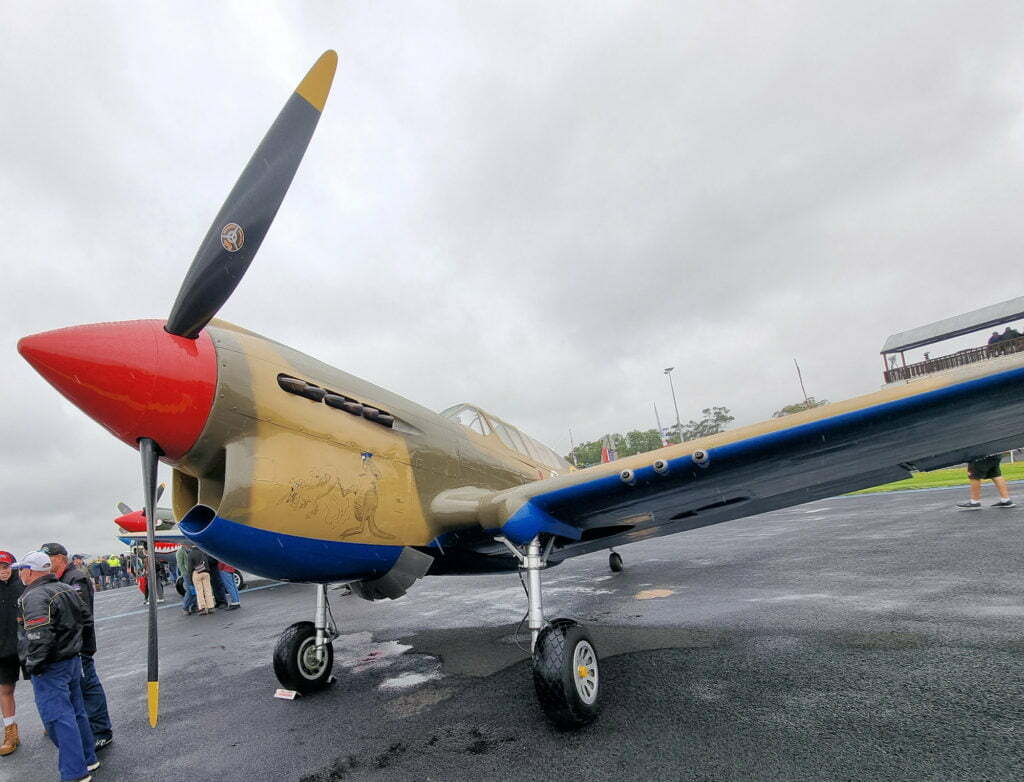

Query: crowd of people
[[83, 552, 155, 592], [0, 540, 242, 781], [0, 544, 112, 781], [175, 542, 242, 616], [986, 325, 1023, 355]]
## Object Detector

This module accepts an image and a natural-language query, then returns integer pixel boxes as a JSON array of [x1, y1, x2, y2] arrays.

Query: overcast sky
[[3, 2, 1024, 558]]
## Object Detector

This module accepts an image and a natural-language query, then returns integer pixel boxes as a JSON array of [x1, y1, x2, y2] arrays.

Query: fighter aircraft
[[18, 50, 1024, 730], [113, 489, 247, 590], [113, 486, 185, 562]]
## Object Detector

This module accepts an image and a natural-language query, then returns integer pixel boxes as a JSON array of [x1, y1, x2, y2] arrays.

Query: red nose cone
[[18, 320, 217, 461], [115, 510, 148, 533]]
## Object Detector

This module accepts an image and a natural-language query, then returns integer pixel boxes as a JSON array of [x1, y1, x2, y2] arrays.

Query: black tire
[[273, 621, 334, 694], [532, 618, 600, 728], [175, 577, 185, 596], [233, 571, 245, 590], [608, 552, 623, 572]]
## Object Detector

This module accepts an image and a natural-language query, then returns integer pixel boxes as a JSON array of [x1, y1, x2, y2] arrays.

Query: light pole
[[664, 367, 682, 443]]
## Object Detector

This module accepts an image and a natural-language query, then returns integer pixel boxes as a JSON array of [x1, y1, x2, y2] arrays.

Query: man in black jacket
[[15, 551, 99, 782], [0, 550, 23, 756], [42, 542, 114, 751]]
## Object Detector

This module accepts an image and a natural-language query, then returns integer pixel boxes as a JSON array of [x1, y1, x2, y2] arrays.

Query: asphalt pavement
[[3, 484, 1023, 781]]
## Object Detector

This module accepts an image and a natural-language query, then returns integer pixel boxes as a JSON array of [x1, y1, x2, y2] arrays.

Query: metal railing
[[884, 336, 1024, 383]]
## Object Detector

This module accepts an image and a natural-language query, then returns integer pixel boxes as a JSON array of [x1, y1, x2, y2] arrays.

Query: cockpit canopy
[[440, 403, 572, 472]]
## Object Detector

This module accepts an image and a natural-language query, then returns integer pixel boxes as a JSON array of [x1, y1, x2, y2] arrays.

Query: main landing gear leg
[[499, 535, 601, 728], [273, 583, 337, 694]]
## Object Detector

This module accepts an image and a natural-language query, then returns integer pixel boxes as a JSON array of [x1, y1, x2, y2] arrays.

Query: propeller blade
[[116, 502, 132, 515], [165, 50, 339, 339], [140, 437, 162, 727], [155, 482, 165, 504]]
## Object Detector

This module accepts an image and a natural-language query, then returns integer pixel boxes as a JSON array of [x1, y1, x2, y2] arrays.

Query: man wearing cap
[[42, 543, 113, 751], [0, 550, 24, 756], [14, 551, 99, 782]]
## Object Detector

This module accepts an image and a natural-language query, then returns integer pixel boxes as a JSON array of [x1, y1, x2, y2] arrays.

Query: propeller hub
[[18, 319, 217, 461]]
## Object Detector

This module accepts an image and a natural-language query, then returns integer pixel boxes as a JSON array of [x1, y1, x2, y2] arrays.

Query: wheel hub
[[573, 640, 598, 705], [298, 637, 327, 679]]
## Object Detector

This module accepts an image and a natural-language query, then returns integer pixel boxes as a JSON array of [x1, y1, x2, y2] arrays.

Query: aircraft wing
[[457, 357, 1024, 562]]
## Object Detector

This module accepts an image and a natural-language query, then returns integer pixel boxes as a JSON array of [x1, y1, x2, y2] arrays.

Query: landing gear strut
[[499, 536, 601, 728], [273, 583, 338, 694]]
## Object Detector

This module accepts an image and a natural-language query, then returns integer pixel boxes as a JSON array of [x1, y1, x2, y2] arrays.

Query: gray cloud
[[4, 2, 1024, 556]]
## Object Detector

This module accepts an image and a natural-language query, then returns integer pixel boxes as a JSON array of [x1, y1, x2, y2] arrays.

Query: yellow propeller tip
[[296, 50, 339, 112], [147, 681, 160, 728]]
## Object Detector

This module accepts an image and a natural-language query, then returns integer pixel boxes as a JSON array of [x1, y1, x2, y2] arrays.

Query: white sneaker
[[88, 759, 101, 771]]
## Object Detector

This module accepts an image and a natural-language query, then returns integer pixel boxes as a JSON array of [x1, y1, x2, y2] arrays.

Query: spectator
[[957, 455, 1015, 510], [217, 561, 241, 610], [41, 543, 114, 752], [1001, 326, 1021, 352], [175, 544, 197, 616], [14, 551, 99, 781], [189, 547, 215, 615], [207, 554, 229, 609], [106, 554, 123, 588], [139, 550, 164, 605], [88, 559, 103, 592], [0, 550, 23, 756], [98, 558, 111, 590]]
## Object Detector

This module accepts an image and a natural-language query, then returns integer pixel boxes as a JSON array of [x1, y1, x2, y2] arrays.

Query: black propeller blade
[[116, 483, 164, 519], [140, 437, 162, 727], [165, 50, 338, 339]]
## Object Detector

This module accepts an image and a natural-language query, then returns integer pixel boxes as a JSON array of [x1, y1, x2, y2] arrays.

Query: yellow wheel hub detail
[[577, 665, 589, 679]]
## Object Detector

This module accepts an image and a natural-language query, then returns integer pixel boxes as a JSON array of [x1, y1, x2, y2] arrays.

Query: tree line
[[566, 398, 828, 466]]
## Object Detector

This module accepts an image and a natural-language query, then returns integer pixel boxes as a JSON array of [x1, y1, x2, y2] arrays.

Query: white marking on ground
[[378, 671, 444, 690], [747, 593, 836, 602], [804, 508, 831, 513]]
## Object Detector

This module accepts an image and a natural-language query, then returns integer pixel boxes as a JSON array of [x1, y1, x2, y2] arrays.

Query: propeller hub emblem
[[220, 222, 245, 252]]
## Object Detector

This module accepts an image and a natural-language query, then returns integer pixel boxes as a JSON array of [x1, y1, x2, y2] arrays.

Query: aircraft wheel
[[273, 621, 334, 694], [532, 618, 600, 728], [608, 551, 623, 572], [175, 577, 185, 597], [233, 571, 245, 590]]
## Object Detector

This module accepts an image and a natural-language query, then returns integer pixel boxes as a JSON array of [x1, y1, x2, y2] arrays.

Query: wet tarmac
[[4, 485, 1023, 781]]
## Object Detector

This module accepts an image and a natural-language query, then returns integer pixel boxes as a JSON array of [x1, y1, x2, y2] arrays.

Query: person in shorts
[[957, 454, 1015, 509], [0, 550, 23, 755]]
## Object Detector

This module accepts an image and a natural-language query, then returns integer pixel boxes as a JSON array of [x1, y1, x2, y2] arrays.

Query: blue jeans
[[81, 655, 112, 741], [32, 656, 97, 781], [181, 572, 197, 612], [219, 569, 241, 604]]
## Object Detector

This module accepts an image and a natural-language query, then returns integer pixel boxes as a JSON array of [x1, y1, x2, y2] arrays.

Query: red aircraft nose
[[18, 320, 217, 461], [115, 510, 148, 533]]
